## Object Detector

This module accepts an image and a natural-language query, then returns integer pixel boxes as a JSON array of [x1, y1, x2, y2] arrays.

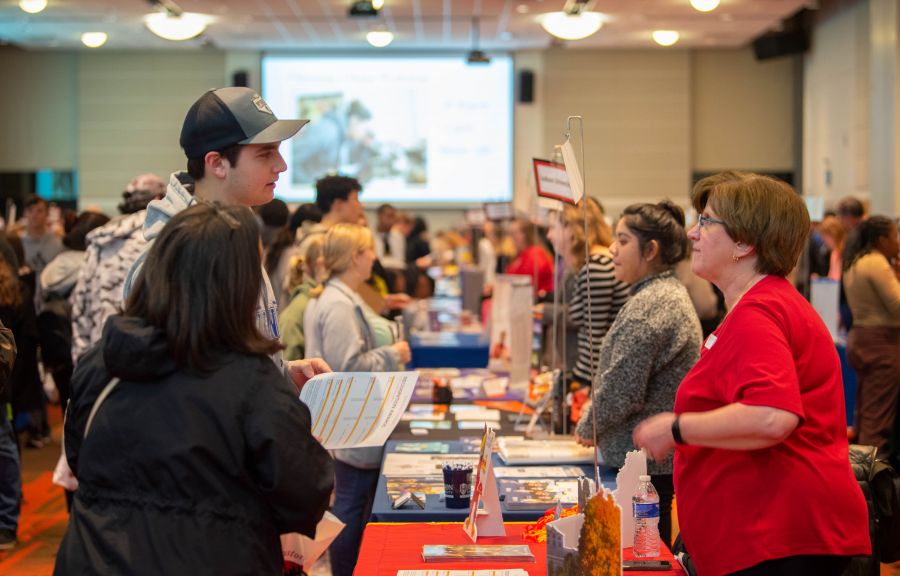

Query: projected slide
[[262, 55, 513, 205]]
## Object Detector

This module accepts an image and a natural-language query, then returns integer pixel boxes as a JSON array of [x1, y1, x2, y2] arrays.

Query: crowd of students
[[0, 85, 894, 575]]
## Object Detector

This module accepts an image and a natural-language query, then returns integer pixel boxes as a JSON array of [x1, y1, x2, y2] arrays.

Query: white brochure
[[299, 371, 418, 450], [397, 571, 529, 576]]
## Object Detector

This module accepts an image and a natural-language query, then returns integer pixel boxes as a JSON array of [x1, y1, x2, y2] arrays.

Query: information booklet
[[299, 371, 418, 449], [398, 571, 529, 576], [496, 438, 594, 465], [421, 544, 535, 563], [499, 479, 579, 510], [385, 477, 445, 500]]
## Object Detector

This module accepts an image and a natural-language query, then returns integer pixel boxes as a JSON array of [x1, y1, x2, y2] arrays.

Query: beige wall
[[803, 1, 871, 210], [77, 51, 226, 212], [692, 49, 796, 173], [0, 48, 77, 171], [541, 49, 693, 218], [0, 46, 797, 222]]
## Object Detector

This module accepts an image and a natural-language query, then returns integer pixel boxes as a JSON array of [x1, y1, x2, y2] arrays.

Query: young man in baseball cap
[[124, 87, 328, 387]]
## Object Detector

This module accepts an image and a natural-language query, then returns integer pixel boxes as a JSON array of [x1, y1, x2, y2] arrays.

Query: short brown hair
[[125, 202, 282, 374], [691, 172, 809, 277], [186, 144, 242, 181]]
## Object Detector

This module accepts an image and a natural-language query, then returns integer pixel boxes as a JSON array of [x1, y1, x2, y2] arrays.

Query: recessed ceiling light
[[366, 30, 394, 47], [690, 0, 720, 12], [539, 11, 604, 41], [19, 0, 47, 14], [652, 30, 680, 46], [372, 0, 385, 9], [81, 32, 108, 48]]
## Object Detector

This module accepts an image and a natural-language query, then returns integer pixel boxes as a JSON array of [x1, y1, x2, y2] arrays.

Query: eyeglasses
[[697, 214, 727, 230]]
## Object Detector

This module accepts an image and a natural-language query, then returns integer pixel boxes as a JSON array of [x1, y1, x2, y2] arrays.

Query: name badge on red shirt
[[704, 334, 718, 350]]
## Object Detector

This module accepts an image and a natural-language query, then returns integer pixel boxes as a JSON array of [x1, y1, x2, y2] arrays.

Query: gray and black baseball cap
[[180, 87, 308, 159]]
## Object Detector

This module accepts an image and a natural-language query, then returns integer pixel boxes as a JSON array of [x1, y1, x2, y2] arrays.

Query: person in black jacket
[[55, 203, 334, 576]]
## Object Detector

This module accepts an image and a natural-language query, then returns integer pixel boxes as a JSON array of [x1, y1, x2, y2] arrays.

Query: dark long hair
[[842, 216, 895, 272], [125, 203, 282, 373], [63, 211, 111, 251], [620, 200, 689, 268]]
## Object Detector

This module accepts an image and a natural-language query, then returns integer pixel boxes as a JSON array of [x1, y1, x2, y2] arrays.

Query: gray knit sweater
[[575, 270, 701, 474]]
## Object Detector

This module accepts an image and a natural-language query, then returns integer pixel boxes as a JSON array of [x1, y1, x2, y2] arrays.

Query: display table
[[410, 332, 490, 368], [354, 522, 686, 575], [370, 441, 617, 522]]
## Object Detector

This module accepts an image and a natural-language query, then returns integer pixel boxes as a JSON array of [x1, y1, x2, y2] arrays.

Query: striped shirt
[[569, 253, 630, 383]]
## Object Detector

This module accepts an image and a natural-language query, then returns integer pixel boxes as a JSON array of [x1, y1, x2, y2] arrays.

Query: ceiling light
[[19, 0, 47, 14], [366, 30, 394, 47], [372, 0, 385, 9], [539, 11, 603, 40], [652, 30, 680, 46], [81, 32, 107, 48], [517, 4, 530, 14], [690, 0, 720, 12], [144, 11, 211, 41]]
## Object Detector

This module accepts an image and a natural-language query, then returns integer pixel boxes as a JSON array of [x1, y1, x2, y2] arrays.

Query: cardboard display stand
[[463, 426, 506, 542]]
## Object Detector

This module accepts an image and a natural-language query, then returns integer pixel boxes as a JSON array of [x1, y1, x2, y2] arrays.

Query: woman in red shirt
[[505, 218, 554, 298], [633, 172, 870, 576]]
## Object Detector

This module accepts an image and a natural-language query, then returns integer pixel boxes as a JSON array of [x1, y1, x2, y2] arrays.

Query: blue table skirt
[[837, 344, 857, 426], [369, 440, 617, 522], [409, 332, 490, 369]]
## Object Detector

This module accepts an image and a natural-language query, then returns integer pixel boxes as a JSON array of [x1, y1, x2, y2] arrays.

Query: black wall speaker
[[752, 8, 810, 61], [518, 70, 534, 104], [232, 70, 249, 87], [752, 31, 808, 60]]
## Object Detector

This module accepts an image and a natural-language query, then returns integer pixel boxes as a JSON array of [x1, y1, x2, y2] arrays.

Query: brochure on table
[[299, 371, 418, 450], [463, 426, 505, 542], [398, 570, 529, 576]]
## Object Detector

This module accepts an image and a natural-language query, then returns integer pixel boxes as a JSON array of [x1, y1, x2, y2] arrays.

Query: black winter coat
[[54, 316, 334, 576]]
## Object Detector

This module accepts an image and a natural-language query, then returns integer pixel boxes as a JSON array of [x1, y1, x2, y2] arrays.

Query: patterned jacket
[[70, 211, 150, 364], [576, 270, 701, 474]]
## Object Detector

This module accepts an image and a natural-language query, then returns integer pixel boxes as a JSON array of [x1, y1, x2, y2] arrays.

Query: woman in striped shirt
[[566, 199, 630, 392]]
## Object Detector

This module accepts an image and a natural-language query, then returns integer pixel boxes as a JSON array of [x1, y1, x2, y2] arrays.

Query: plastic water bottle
[[632, 474, 661, 558]]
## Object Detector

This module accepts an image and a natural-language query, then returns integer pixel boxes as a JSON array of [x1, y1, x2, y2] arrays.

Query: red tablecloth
[[354, 522, 685, 575]]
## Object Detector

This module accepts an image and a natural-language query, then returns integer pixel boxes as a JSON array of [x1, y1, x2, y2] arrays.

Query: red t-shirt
[[505, 246, 554, 296], [674, 276, 870, 575]]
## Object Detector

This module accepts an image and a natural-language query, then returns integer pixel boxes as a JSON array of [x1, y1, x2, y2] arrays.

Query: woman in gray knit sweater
[[575, 200, 701, 547]]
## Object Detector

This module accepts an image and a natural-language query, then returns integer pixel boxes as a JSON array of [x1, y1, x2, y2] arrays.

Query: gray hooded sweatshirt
[[123, 172, 284, 370]]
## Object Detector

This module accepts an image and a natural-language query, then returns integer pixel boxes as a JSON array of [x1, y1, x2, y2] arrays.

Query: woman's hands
[[574, 431, 595, 447], [287, 358, 332, 392], [632, 411, 677, 462], [392, 341, 412, 364]]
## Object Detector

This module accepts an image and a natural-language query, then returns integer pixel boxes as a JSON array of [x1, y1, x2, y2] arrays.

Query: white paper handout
[[560, 139, 585, 204], [397, 571, 529, 576], [280, 511, 345, 574], [299, 371, 418, 450], [455, 409, 501, 422]]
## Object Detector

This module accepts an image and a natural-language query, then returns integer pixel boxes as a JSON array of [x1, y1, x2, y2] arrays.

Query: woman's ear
[[734, 241, 755, 259], [642, 239, 661, 262]]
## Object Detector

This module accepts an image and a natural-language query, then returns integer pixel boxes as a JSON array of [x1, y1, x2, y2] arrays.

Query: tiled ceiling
[[0, 0, 812, 51]]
